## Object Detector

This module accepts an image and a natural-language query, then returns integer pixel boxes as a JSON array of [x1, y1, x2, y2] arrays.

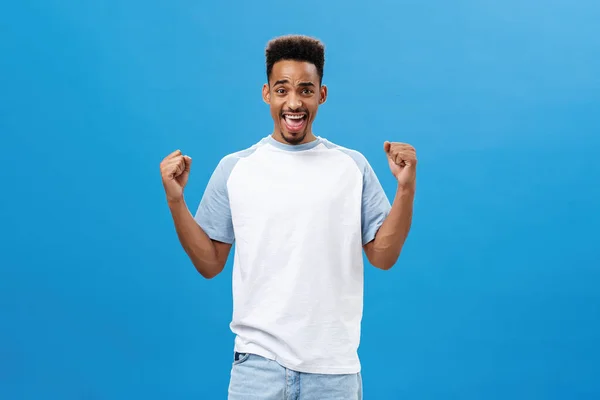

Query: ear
[[262, 83, 271, 104], [319, 85, 328, 104]]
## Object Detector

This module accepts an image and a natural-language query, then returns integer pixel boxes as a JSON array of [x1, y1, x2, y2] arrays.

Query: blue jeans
[[228, 353, 363, 400]]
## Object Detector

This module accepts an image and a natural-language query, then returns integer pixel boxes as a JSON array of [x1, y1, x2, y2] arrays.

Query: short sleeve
[[194, 157, 236, 244], [361, 160, 391, 245]]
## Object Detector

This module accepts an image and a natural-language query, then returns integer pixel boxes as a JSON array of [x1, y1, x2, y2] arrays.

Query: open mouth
[[281, 113, 307, 133]]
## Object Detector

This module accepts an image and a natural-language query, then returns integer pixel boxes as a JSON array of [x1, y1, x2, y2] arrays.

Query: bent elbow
[[364, 240, 403, 270], [367, 249, 401, 271], [193, 261, 224, 280], [199, 270, 219, 279], [372, 259, 397, 271]]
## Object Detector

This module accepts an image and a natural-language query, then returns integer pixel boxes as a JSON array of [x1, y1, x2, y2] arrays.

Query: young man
[[160, 35, 417, 400]]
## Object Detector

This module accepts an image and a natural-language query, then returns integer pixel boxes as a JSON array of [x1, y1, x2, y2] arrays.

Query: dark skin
[[262, 60, 328, 145]]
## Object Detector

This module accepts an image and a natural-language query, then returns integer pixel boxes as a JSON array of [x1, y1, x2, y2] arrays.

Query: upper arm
[[360, 158, 391, 247], [194, 156, 237, 273], [359, 157, 392, 267]]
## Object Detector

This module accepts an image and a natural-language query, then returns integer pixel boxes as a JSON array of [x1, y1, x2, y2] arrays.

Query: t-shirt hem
[[207, 233, 234, 244], [235, 345, 361, 375], [194, 222, 234, 244], [362, 227, 379, 246]]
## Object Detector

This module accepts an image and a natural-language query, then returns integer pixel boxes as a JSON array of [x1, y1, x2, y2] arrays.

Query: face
[[262, 60, 327, 145]]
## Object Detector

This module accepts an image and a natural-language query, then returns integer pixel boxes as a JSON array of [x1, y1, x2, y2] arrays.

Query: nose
[[287, 93, 302, 110]]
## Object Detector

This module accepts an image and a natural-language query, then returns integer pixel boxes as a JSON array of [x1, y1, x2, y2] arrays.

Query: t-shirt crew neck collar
[[265, 134, 322, 152]]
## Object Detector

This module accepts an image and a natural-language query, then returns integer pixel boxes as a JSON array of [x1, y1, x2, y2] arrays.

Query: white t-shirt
[[194, 135, 391, 374]]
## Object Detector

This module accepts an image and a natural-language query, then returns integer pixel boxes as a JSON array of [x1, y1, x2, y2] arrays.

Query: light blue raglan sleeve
[[193, 156, 236, 244], [361, 158, 392, 245]]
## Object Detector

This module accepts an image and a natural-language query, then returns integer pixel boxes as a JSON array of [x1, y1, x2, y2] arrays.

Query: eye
[[275, 88, 286, 94], [302, 89, 314, 95]]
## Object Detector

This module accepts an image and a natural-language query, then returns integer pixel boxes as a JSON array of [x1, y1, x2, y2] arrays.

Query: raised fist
[[384, 141, 417, 188], [160, 150, 192, 202]]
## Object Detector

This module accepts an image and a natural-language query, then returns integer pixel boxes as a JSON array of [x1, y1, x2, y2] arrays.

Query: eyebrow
[[273, 79, 315, 87]]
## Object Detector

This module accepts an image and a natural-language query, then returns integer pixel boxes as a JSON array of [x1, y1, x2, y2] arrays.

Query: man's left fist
[[384, 141, 417, 188]]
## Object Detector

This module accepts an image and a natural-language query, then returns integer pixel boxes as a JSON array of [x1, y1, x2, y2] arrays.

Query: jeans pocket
[[232, 352, 251, 365]]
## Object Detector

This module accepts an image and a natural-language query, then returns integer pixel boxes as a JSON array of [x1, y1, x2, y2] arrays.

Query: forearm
[[168, 198, 224, 279], [368, 184, 415, 270]]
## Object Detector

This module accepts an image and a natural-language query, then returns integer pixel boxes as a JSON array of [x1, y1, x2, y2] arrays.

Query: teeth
[[284, 114, 305, 120]]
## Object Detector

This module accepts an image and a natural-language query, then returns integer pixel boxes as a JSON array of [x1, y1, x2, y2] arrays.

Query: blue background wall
[[1, 0, 599, 399]]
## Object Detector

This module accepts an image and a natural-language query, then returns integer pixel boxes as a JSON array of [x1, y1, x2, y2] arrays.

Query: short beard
[[280, 129, 307, 145]]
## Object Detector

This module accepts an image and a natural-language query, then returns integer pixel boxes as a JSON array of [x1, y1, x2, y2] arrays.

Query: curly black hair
[[265, 35, 325, 85]]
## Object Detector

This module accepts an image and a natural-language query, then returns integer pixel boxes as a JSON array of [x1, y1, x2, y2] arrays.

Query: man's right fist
[[160, 149, 192, 203]]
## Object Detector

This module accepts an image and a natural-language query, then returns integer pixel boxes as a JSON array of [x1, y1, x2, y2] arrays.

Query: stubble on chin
[[280, 130, 307, 144]]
